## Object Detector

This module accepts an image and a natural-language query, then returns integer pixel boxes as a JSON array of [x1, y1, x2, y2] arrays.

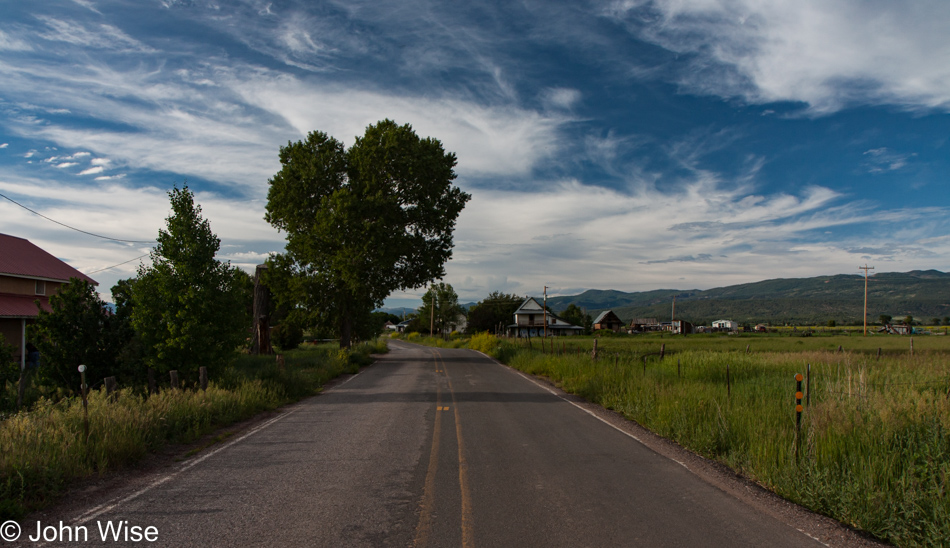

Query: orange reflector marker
[[796, 404, 803, 413], [796, 391, 804, 399], [795, 373, 804, 382]]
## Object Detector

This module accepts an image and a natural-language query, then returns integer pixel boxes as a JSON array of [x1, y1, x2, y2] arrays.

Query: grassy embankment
[[454, 331, 949, 547], [0, 340, 387, 521]]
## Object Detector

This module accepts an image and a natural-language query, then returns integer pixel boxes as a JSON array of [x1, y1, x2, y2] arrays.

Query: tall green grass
[[504, 344, 950, 547], [0, 340, 387, 520]]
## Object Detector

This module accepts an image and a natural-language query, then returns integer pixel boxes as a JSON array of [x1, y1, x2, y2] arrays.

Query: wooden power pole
[[543, 286, 549, 348], [859, 264, 874, 336]]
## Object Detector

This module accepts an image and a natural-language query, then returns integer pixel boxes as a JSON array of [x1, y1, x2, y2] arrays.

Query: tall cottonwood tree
[[265, 120, 470, 347], [133, 186, 247, 377]]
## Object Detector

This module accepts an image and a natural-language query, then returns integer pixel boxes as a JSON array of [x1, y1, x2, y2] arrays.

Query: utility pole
[[672, 294, 676, 322], [543, 285, 549, 347], [859, 264, 874, 336], [429, 285, 436, 337]]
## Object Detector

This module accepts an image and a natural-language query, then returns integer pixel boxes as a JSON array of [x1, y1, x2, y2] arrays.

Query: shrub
[[468, 332, 499, 354]]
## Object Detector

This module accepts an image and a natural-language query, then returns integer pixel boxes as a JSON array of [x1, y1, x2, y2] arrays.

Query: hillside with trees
[[544, 270, 950, 326]]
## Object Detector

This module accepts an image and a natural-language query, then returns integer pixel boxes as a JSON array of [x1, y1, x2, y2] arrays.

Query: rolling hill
[[545, 270, 950, 326]]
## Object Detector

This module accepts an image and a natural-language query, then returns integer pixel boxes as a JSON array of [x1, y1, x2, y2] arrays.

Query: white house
[[508, 297, 583, 337], [712, 319, 738, 331]]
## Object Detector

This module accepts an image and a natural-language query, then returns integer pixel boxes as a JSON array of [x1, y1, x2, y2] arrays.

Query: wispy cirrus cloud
[[606, 0, 950, 113]]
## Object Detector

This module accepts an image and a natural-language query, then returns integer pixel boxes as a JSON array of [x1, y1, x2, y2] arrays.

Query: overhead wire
[[0, 191, 154, 244]]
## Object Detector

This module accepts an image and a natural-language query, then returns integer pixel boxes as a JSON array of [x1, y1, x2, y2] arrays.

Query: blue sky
[[1, 0, 948, 309]]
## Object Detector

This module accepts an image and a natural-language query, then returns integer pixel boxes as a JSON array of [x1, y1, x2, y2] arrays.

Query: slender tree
[[467, 292, 523, 334], [33, 278, 112, 391], [132, 186, 248, 378], [265, 120, 470, 347], [415, 283, 462, 336]]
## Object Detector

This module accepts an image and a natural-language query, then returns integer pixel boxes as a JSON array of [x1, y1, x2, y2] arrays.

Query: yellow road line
[[439, 350, 475, 548], [413, 352, 443, 548]]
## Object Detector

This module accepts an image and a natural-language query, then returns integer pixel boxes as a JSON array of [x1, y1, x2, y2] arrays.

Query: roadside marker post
[[794, 373, 804, 432]]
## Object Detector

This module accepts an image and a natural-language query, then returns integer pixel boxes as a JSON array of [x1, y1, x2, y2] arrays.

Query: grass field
[[425, 331, 950, 547]]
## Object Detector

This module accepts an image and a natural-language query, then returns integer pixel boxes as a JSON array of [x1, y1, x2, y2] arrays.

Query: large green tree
[[415, 282, 462, 336], [264, 120, 470, 347], [466, 291, 523, 334], [132, 186, 248, 378]]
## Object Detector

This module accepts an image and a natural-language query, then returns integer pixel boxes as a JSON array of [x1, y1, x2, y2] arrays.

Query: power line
[[86, 253, 151, 274], [0, 192, 154, 244]]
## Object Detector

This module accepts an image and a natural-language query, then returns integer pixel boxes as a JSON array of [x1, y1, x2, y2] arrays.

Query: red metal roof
[[0, 233, 97, 285], [0, 293, 51, 318]]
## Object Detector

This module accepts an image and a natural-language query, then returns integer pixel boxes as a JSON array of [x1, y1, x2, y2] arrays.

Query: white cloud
[[0, 29, 33, 52], [609, 0, 950, 113], [541, 87, 582, 110], [55, 162, 78, 168], [0, 177, 283, 300], [79, 166, 104, 175], [0, 143, 8, 149], [36, 17, 153, 52], [232, 73, 567, 177], [430, 179, 947, 302], [91, 158, 110, 166]]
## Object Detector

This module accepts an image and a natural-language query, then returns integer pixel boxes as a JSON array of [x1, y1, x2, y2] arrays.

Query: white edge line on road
[[471, 349, 831, 548], [66, 369, 365, 529]]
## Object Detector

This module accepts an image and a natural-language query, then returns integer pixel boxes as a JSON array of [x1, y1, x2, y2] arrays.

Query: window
[[35, 280, 46, 295]]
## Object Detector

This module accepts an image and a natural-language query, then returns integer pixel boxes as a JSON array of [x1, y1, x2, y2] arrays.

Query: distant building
[[712, 319, 738, 332], [671, 319, 694, 334], [0, 233, 97, 368], [629, 318, 661, 332], [592, 310, 624, 332], [508, 297, 583, 337]]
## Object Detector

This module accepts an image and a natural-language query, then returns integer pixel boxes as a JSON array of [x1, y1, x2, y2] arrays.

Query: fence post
[[169, 370, 179, 390], [837, 345, 843, 353], [199, 367, 208, 391], [746, 344, 750, 354], [659, 343, 665, 360], [591, 339, 598, 360], [677, 359, 681, 378], [910, 337, 914, 356], [105, 376, 117, 402], [877, 347, 882, 359]]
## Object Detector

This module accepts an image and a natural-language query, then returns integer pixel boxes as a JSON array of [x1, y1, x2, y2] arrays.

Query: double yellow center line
[[414, 349, 474, 548]]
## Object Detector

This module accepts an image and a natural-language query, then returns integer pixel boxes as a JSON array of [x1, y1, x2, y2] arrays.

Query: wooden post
[[746, 344, 750, 354], [147, 367, 157, 395], [169, 370, 179, 390], [677, 358, 681, 377], [252, 264, 272, 355], [877, 347, 882, 359], [910, 337, 914, 356], [837, 345, 843, 353], [660, 343, 665, 360], [105, 376, 117, 402], [591, 338, 598, 360], [199, 367, 208, 391]]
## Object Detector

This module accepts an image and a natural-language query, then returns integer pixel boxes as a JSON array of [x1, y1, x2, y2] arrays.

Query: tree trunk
[[340, 316, 353, 349], [252, 264, 271, 355]]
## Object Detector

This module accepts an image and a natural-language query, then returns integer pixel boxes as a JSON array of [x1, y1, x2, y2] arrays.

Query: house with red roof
[[0, 233, 97, 368]]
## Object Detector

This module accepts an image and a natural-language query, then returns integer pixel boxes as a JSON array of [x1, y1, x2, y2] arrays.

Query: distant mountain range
[[379, 270, 950, 326], [545, 270, 950, 325]]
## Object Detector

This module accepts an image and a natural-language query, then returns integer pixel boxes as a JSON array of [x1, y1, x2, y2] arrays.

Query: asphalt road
[[19, 341, 835, 547]]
